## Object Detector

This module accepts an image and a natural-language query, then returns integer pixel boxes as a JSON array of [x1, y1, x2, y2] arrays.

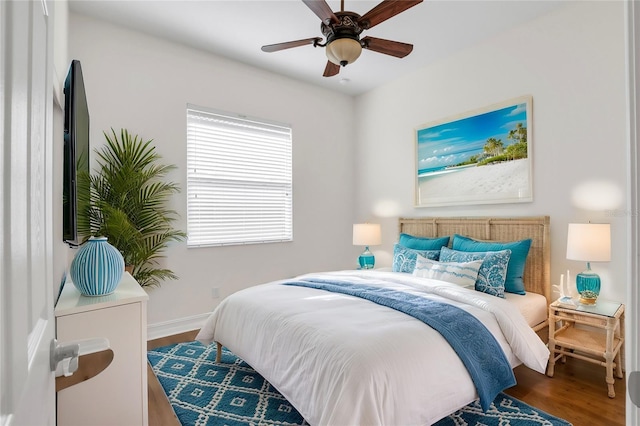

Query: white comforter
[[196, 270, 549, 426]]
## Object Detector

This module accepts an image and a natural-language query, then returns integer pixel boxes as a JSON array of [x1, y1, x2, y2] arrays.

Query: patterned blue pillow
[[439, 246, 511, 298], [398, 233, 450, 251], [392, 244, 440, 273]]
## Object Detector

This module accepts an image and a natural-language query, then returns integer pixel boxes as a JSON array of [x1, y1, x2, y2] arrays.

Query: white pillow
[[412, 255, 483, 288]]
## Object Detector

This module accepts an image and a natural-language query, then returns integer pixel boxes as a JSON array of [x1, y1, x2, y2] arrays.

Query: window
[[186, 105, 293, 246]]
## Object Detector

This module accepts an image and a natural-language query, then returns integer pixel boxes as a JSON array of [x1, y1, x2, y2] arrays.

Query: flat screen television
[[63, 59, 90, 246]]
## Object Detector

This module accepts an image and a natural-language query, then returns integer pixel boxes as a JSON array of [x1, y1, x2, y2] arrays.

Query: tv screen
[[63, 59, 90, 246]]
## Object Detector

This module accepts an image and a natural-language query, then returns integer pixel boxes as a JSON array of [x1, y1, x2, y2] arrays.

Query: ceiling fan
[[261, 0, 423, 77]]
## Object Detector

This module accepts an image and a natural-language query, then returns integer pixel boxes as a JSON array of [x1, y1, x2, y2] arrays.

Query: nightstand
[[547, 300, 625, 398], [55, 273, 149, 425]]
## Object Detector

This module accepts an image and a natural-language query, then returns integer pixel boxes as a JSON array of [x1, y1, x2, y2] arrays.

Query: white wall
[[69, 14, 357, 327], [354, 1, 628, 303]]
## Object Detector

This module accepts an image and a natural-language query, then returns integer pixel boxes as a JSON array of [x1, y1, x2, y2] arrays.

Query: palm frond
[[133, 266, 179, 288], [77, 128, 185, 287]]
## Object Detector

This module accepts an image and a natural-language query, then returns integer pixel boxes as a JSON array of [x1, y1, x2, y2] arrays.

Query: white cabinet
[[55, 272, 149, 426]]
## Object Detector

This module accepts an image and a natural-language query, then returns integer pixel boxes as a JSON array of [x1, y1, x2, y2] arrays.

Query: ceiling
[[69, 0, 566, 96]]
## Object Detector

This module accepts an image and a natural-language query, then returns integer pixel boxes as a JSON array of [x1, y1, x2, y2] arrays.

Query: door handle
[[50, 339, 79, 377], [50, 337, 110, 377]]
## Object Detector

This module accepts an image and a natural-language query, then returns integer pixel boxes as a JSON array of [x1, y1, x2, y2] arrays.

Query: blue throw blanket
[[282, 278, 516, 411]]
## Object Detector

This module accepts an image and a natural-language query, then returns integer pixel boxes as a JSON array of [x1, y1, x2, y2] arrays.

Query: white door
[[1, 1, 56, 425]]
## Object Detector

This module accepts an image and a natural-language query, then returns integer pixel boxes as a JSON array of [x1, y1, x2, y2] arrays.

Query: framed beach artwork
[[415, 96, 533, 207]]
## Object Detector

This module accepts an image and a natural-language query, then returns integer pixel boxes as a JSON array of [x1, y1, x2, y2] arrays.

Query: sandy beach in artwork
[[417, 158, 531, 205]]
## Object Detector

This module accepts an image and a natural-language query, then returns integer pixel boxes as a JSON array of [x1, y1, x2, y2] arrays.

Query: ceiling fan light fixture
[[326, 37, 362, 67]]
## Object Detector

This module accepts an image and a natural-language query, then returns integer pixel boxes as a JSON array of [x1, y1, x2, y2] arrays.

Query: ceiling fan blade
[[262, 37, 322, 53], [362, 36, 413, 58], [358, 0, 423, 29], [323, 61, 340, 77], [302, 0, 339, 25]]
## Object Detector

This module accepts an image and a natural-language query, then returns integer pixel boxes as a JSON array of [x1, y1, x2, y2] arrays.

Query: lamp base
[[576, 262, 601, 305], [578, 294, 598, 305], [358, 246, 375, 270]]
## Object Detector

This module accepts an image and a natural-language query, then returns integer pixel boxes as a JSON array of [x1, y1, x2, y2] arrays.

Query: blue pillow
[[398, 233, 450, 251], [392, 244, 440, 273], [439, 246, 511, 298], [452, 234, 532, 295]]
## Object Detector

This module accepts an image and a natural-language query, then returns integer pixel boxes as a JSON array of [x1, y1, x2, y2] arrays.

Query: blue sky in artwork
[[417, 102, 528, 174]]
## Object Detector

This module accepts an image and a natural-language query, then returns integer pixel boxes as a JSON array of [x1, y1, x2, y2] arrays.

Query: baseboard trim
[[147, 313, 209, 341]]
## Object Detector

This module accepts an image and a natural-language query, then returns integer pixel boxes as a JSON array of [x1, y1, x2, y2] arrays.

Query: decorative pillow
[[452, 234, 532, 295], [392, 244, 440, 273], [413, 255, 483, 288], [398, 233, 450, 251], [439, 246, 511, 298]]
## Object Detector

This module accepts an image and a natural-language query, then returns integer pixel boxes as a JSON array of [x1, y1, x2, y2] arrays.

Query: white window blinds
[[186, 105, 293, 246]]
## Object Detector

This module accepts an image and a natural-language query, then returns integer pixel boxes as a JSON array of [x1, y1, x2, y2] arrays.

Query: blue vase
[[358, 246, 375, 269], [70, 236, 125, 296], [576, 262, 600, 305]]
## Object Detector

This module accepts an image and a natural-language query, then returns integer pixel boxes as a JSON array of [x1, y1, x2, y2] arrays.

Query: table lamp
[[353, 223, 381, 269], [566, 223, 611, 305]]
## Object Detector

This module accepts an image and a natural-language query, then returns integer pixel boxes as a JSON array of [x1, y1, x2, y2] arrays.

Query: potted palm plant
[[77, 128, 186, 287]]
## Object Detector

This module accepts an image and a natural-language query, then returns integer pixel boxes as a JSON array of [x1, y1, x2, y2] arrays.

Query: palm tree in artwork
[[506, 123, 528, 160], [507, 123, 527, 144], [483, 138, 504, 157]]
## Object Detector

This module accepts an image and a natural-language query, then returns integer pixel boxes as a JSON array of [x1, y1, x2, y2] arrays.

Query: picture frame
[[415, 96, 533, 207]]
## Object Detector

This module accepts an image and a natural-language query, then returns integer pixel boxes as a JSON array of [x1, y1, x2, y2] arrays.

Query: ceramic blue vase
[[70, 236, 125, 296]]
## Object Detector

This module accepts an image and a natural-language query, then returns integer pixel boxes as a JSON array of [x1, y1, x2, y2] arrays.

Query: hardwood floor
[[508, 360, 626, 426], [147, 330, 198, 426], [147, 330, 626, 426]]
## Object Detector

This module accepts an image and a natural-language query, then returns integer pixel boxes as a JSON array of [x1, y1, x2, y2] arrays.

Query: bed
[[196, 216, 551, 425]]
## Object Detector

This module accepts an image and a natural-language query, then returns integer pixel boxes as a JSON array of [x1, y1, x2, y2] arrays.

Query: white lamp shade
[[566, 223, 611, 262], [326, 38, 362, 66], [353, 223, 381, 246]]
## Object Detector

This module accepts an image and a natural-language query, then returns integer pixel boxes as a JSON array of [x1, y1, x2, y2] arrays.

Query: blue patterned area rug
[[148, 341, 572, 426]]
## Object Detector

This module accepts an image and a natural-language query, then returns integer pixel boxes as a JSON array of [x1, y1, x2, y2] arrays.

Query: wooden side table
[[547, 300, 625, 398]]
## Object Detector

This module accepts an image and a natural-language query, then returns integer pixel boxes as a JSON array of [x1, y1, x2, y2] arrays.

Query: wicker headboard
[[398, 216, 551, 304]]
